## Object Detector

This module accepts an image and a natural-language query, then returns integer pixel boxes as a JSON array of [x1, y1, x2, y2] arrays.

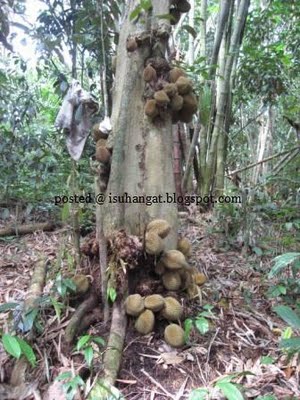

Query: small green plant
[[188, 372, 247, 399], [56, 371, 85, 400], [75, 335, 105, 368], [54, 272, 77, 297], [1, 333, 36, 366], [273, 304, 300, 358], [266, 252, 300, 301], [184, 304, 215, 341]]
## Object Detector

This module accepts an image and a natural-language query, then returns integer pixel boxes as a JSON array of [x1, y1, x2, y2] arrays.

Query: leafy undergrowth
[[0, 211, 299, 400]]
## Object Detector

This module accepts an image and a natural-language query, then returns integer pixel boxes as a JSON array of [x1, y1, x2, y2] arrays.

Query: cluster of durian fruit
[[144, 66, 198, 124], [124, 219, 207, 348], [125, 293, 185, 348], [92, 123, 111, 192], [145, 219, 207, 299]]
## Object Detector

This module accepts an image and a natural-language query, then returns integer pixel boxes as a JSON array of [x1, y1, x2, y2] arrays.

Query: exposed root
[[0, 222, 57, 237], [65, 293, 98, 344]]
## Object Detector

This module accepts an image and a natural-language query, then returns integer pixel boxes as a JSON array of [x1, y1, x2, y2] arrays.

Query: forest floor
[[0, 210, 299, 400]]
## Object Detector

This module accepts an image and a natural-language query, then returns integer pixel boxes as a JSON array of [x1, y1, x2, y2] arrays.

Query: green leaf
[[21, 308, 39, 332], [140, 0, 152, 11], [184, 318, 193, 340], [107, 287, 117, 303], [182, 25, 197, 38], [188, 388, 209, 400], [84, 346, 94, 367], [216, 382, 244, 400], [261, 356, 274, 365], [268, 253, 300, 278], [253, 247, 263, 256], [17, 338, 36, 367], [280, 336, 300, 350], [130, 5, 142, 21], [77, 335, 91, 351], [273, 305, 300, 329], [2, 334, 22, 359], [92, 336, 105, 347], [195, 317, 209, 335], [56, 371, 72, 381], [0, 302, 19, 312]]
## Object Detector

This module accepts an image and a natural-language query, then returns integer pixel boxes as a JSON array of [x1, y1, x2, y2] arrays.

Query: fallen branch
[[0, 222, 57, 237], [227, 145, 300, 176]]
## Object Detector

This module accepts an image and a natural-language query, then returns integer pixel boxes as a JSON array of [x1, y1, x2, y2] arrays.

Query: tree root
[[0, 222, 57, 237], [88, 300, 127, 399], [65, 293, 98, 344]]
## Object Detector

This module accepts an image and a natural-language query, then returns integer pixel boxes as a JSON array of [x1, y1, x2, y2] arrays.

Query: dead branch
[[0, 222, 57, 237], [182, 124, 202, 192], [227, 146, 300, 176]]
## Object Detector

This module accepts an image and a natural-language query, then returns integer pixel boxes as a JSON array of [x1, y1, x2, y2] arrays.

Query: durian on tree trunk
[[90, 1, 178, 397]]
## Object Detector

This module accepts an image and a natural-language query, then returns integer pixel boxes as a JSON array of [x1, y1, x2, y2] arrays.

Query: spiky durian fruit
[[135, 309, 155, 334], [177, 237, 191, 257], [125, 294, 145, 316], [162, 271, 182, 291], [144, 294, 165, 312], [170, 94, 184, 111], [176, 76, 193, 95], [182, 93, 198, 114], [193, 272, 207, 286], [164, 324, 185, 347], [178, 268, 193, 289], [145, 231, 165, 255], [169, 67, 185, 83], [95, 146, 111, 164], [145, 99, 158, 119], [72, 275, 90, 295], [154, 90, 170, 106], [126, 37, 138, 52], [146, 219, 171, 239], [163, 83, 178, 98], [187, 283, 199, 299], [178, 107, 194, 123], [143, 64, 157, 82], [161, 296, 183, 321], [161, 249, 187, 270]]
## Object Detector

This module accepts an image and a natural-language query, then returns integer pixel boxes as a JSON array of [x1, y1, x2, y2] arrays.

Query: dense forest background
[[0, 0, 300, 399]]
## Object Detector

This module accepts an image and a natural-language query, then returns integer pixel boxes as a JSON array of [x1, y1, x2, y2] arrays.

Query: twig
[[141, 368, 174, 398]]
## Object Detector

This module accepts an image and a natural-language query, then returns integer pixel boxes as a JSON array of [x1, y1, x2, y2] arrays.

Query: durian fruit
[[161, 249, 187, 270], [182, 93, 198, 114], [163, 83, 178, 98], [170, 8, 181, 25], [177, 0, 191, 13], [154, 90, 170, 106], [176, 76, 193, 95], [154, 260, 166, 276], [146, 219, 171, 239], [135, 309, 155, 334], [125, 294, 145, 316], [144, 294, 165, 312], [169, 67, 185, 83], [145, 99, 158, 119], [92, 123, 108, 141], [143, 64, 157, 82], [177, 237, 191, 257], [170, 94, 184, 111], [193, 272, 207, 286], [96, 138, 107, 147], [161, 296, 183, 321], [145, 231, 164, 255], [178, 267, 193, 289], [96, 146, 111, 164], [72, 274, 90, 295], [187, 283, 199, 299], [162, 271, 182, 291], [178, 107, 194, 123], [164, 324, 185, 347], [126, 37, 138, 52]]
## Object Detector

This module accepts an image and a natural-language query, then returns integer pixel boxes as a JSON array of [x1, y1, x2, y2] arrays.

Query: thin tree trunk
[[188, 0, 195, 65]]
